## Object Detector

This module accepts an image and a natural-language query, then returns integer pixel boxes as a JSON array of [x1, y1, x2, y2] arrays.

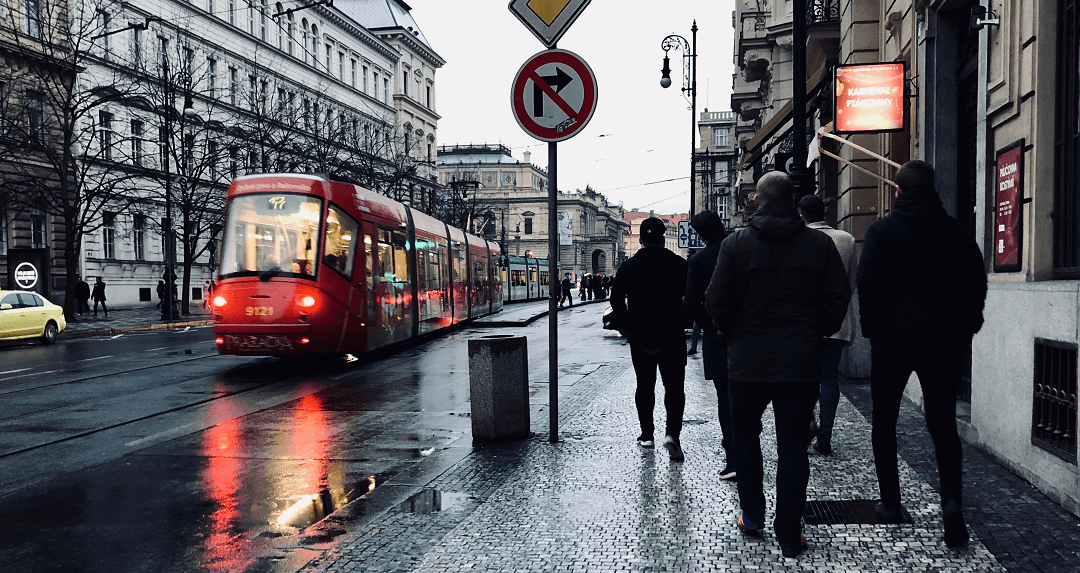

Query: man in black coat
[[683, 210, 735, 481], [705, 172, 850, 558], [857, 160, 987, 548], [610, 217, 689, 460], [74, 276, 91, 315]]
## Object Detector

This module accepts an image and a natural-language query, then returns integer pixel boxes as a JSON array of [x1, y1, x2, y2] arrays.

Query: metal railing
[[807, 0, 841, 25], [1032, 339, 1078, 464]]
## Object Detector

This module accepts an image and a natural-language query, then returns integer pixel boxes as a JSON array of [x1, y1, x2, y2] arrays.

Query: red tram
[[212, 174, 503, 356]]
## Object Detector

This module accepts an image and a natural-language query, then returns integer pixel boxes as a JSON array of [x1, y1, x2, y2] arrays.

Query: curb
[[63, 319, 213, 340]]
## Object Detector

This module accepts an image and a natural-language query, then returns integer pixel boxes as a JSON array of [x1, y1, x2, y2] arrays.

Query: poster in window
[[558, 211, 573, 246], [994, 140, 1024, 272]]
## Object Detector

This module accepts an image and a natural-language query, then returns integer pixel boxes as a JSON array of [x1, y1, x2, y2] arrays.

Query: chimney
[[523, 150, 531, 164]]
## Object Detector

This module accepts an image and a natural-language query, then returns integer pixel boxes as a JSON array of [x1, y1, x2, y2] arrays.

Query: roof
[[437, 154, 522, 166], [335, 0, 434, 51], [623, 211, 686, 234]]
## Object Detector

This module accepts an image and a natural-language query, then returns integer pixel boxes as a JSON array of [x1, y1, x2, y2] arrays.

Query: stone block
[[468, 335, 530, 440]]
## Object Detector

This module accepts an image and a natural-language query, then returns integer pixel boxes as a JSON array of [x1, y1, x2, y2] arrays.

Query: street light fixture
[[160, 56, 198, 321], [660, 21, 698, 218]]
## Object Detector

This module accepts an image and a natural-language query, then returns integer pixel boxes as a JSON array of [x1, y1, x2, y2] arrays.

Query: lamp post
[[160, 56, 197, 321], [660, 21, 698, 218]]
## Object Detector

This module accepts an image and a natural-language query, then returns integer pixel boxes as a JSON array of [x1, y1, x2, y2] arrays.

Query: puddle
[[398, 489, 469, 514], [276, 473, 389, 530]]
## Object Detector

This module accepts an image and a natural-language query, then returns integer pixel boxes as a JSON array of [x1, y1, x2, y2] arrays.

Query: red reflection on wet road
[[200, 399, 255, 573], [289, 393, 329, 494]]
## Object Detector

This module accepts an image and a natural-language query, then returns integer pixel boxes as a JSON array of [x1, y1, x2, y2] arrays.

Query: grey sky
[[407, 0, 736, 216]]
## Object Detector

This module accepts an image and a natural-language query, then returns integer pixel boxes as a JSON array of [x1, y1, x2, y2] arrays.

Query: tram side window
[[472, 259, 486, 303], [379, 229, 409, 284], [511, 269, 526, 286], [453, 242, 466, 285], [324, 204, 359, 279], [529, 267, 538, 284]]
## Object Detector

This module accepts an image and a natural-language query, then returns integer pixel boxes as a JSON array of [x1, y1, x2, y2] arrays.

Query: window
[[207, 58, 217, 98], [246, 0, 254, 34], [301, 18, 309, 64], [130, 26, 141, 66], [286, 13, 294, 56], [1032, 339, 1078, 463], [338, 51, 344, 79], [0, 210, 7, 256], [102, 212, 115, 258], [258, 0, 266, 41], [133, 214, 146, 259], [325, 43, 331, 73], [30, 213, 45, 249], [324, 204, 358, 278], [157, 37, 169, 77], [714, 128, 728, 148], [24, 0, 41, 38], [0, 82, 6, 135], [310, 25, 318, 67], [276, 87, 286, 115], [228, 0, 235, 25], [208, 141, 218, 178], [229, 67, 238, 105], [28, 93, 46, 145], [1055, 0, 1080, 274], [426, 85, 431, 108], [96, 11, 111, 60], [247, 74, 256, 110], [402, 71, 408, 97], [363, 65, 368, 92], [98, 111, 113, 158], [373, 71, 378, 99], [350, 59, 357, 88], [524, 217, 533, 235], [130, 119, 143, 165], [715, 160, 729, 183], [182, 47, 194, 74], [383, 78, 389, 103], [229, 146, 239, 178], [275, 3, 284, 49], [206, 0, 213, 14]]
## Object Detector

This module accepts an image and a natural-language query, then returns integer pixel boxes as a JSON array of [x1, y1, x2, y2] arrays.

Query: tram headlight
[[298, 295, 316, 308], [212, 296, 228, 308]]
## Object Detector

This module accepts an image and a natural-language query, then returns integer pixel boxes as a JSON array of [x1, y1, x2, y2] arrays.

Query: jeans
[[817, 339, 845, 443], [871, 338, 964, 510], [631, 342, 686, 439], [689, 323, 701, 352], [728, 380, 818, 549]]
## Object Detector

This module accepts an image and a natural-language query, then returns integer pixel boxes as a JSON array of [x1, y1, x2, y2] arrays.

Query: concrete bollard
[[468, 335, 530, 440]]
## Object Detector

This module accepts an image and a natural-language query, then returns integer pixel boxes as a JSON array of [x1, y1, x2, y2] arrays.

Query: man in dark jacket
[[610, 217, 689, 460], [857, 160, 987, 548], [705, 172, 850, 558], [683, 210, 735, 480], [75, 276, 91, 315], [559, 274, 573, 308]]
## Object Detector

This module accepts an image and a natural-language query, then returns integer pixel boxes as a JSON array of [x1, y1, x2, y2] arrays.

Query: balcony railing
[[807, 0, 841, 25]]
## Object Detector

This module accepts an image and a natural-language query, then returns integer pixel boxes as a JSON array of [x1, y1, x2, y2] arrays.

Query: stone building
[[622, 210, 685, 261], [436, 144, 628, 278], [695, 110, 739, 228]]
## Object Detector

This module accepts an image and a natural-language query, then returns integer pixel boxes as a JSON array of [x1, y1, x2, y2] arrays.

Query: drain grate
[[803, 499, 913, 525]]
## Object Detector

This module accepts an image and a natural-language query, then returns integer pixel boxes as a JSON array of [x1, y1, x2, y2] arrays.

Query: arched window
[[258, 0, 267, 41], [275, 3, 283, 49], [310, 24, 318, 67], [286, 13, 294, 56], [300, 18, 308, 64], [246, 0, 254, 34]]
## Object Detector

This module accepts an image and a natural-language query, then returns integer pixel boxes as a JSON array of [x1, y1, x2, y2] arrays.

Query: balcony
[[807, 0, 841, 26]]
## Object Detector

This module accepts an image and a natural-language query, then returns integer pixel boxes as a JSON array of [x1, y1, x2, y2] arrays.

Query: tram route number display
[[254, 194, 303, 215]]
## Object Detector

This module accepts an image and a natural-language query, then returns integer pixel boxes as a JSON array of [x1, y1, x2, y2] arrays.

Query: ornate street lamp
[[660, 21, 698, 218], [160, 56, 198, 321]]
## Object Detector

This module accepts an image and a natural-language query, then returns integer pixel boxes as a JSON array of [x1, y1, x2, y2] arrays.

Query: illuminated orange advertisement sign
[[834, 63, 906, 133]]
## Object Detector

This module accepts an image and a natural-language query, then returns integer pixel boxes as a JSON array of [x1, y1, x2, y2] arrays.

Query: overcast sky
[[407, 0, 736, 216]]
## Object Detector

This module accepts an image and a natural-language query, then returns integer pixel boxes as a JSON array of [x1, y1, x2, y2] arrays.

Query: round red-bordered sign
[[511, 49, 598, 142]]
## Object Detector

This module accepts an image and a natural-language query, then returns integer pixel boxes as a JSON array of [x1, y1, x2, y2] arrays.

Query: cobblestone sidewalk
[[297, 351, 1068, 572]]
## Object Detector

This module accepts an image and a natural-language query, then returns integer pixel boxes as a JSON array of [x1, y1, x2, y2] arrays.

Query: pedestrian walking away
[[797, 194, 858, 456], [683, 210, 736, 481], [91, 277, 108, 317], [75, 276, 91, 315], [610, 217, 689, 461], [704, 172, 850, 558], [559, 274, 574, 308], [856, 160, 988, 548], [156, 280, 165, 309]]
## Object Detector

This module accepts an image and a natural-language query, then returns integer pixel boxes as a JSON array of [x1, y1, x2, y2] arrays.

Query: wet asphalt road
[[0, 304, 610, 573]]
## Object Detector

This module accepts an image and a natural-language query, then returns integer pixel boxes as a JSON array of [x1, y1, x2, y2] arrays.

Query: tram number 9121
[[246, 306, 274, 316]]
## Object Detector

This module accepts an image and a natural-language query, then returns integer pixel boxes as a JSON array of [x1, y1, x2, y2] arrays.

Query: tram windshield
[[219, 193, 322, 280]]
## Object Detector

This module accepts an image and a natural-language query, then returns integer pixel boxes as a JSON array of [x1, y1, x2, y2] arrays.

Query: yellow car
[[0, 290, 67, 344]]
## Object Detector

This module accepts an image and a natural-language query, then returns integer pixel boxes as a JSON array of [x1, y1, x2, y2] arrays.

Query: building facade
[[436, 144, 628, 278], [622, 210, 685, 261], [695, 110, 739, 228]]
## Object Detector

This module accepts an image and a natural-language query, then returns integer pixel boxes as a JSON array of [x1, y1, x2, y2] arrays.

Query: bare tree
[[0, 0, 141, 317]]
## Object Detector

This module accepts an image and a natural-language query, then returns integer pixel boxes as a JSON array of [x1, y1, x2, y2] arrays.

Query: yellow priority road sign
[[508, 0, 591, 49]]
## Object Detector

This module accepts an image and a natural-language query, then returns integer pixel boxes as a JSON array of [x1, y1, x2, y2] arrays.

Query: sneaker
[[781, 535, 808, 558], [686, 348, 697, 356], [737, 515, 763, 536], [719, 465, 737, 481], [812, 438, 832, 455], [663, 435, 684, 461], [875, 501, 904, 524], [943, 499, 969, 548], [636, 435, 654, 448]]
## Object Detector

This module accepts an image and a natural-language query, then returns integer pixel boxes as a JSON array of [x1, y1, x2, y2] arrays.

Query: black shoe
[[807, 419, 819, 447], [737, 515, 763, 536], [875, 501, 904, 524], [663, 435, 684, 461], [781, 536, 808, 558], [719, 465, 737, 481], [943, 499, 969, 548], [812, 438, 832, 455], [686, 349, 697, 356]]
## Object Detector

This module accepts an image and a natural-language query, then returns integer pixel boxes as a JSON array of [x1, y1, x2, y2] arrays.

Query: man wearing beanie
[[610, 217, 689, 461]]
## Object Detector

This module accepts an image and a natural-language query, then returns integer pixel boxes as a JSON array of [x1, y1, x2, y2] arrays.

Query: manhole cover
[[803, 500, 913, 525]]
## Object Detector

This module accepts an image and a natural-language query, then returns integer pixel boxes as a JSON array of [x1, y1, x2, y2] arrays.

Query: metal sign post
[[509, 1, 595, 443]]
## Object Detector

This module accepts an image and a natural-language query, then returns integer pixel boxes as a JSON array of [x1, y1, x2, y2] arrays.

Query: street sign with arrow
[[511, 49, 597, 142]]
